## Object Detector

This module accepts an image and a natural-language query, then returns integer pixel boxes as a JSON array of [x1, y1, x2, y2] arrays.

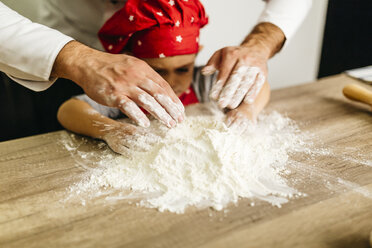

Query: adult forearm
[[51, 40, 92, 87], [242, 22, 285, 59]]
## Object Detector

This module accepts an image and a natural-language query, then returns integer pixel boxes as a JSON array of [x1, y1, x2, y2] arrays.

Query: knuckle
[[156, 80, 168, 89]]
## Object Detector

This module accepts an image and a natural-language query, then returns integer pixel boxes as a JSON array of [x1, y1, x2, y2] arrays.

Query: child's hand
[[101, 121, 159, 156], [225, 81, 270, 133], [225, 103, 258, 134]]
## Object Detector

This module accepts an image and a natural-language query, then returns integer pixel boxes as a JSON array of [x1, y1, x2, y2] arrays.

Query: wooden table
[[1, 74, 372, 248]]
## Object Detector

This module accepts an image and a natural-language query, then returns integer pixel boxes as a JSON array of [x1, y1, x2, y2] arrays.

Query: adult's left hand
[[201, 23, 285, 110], [202, 44, 268, 109]]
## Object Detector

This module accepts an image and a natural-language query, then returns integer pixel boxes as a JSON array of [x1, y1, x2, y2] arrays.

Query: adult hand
[[202, 23, 285, 110], [202, 45, 268, 109], [52, 41, 185, 128]]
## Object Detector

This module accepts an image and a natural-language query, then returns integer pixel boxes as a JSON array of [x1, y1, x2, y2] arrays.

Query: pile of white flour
[[67, 104, 308, 214]]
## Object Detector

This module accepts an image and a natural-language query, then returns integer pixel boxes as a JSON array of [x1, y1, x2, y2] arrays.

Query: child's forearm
[[57, 98, 156, 155], [57, 98, 118, 139]]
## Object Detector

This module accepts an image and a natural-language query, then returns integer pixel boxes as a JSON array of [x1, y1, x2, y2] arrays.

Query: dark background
[[1, 0, 372, 142], [0, 75, 83, 141], [318, 0, 372, 78]]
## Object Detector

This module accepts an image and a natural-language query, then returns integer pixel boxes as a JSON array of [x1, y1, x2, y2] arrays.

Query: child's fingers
[[105, 135, 131, 156], [117, 96, 150, 128], [122, 134, 152, 152], [226, 112, 248, 135], [111, 146, 131, 157], [225, 104, 258, 132], [225, 111, 237, 127]]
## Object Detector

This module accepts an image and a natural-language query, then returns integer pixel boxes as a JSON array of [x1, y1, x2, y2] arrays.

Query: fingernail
[[201, 65, 216, 75], [142, 119, 151, 128], [178, 114, 184, 123], [169, 119, 177, 128], [218, 98, 228, 109], [137, 116, 150, 127], [245, 97, 254, 104]]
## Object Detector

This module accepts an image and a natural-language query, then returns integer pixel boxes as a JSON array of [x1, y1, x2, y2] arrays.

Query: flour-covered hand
[[225, 102, 258, 135], [52, 41, 185, 129], [202, 45, 268, 110], [225, 80, 271, 134], [202, 23, 285, 110], [101, 121, 159, 156]]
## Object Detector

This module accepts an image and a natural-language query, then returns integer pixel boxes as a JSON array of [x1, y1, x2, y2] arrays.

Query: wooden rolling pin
[[342, 84, 372, 109]]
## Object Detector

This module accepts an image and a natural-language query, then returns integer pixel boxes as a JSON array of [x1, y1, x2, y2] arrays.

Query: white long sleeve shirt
[[0, 2, 73, 91], [0, 0, 311, 92], [258, 0, 312, 42]]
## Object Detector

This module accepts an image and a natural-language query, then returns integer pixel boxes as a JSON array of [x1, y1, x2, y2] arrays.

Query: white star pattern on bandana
[[159, 53, 166, 58], [168, 0, 175, 6], [129, 15, 134, 21], [137, 40, 142, 46], [176, 35, 183, 42], [175, 20, 180, 27], [156, 12, 163, 16], [108, 44, 113, 50], [190, 17, 194, 23]]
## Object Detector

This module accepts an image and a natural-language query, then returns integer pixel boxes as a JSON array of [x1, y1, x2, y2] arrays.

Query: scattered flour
[[66, 103, 309, 214]]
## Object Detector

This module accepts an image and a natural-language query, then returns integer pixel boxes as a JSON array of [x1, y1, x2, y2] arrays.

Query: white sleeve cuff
[[7, 74, 57, 92]]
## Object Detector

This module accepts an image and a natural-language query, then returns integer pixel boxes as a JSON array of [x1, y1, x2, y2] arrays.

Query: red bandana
[[98, 0, 208, 58], [179, 86, 199, 106]]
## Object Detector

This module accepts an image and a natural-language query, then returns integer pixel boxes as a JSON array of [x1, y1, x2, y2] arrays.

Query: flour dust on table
[[63, 103, 311, 214]]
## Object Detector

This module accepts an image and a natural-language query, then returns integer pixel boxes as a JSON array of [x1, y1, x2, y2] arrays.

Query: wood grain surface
[[0, 74, 372, 248]]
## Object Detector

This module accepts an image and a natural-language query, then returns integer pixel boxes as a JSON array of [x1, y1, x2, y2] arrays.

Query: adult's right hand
[[52, 41, 184, 128]]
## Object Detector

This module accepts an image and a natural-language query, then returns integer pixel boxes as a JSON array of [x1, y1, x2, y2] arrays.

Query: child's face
[[142, 54, 196, 97]]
